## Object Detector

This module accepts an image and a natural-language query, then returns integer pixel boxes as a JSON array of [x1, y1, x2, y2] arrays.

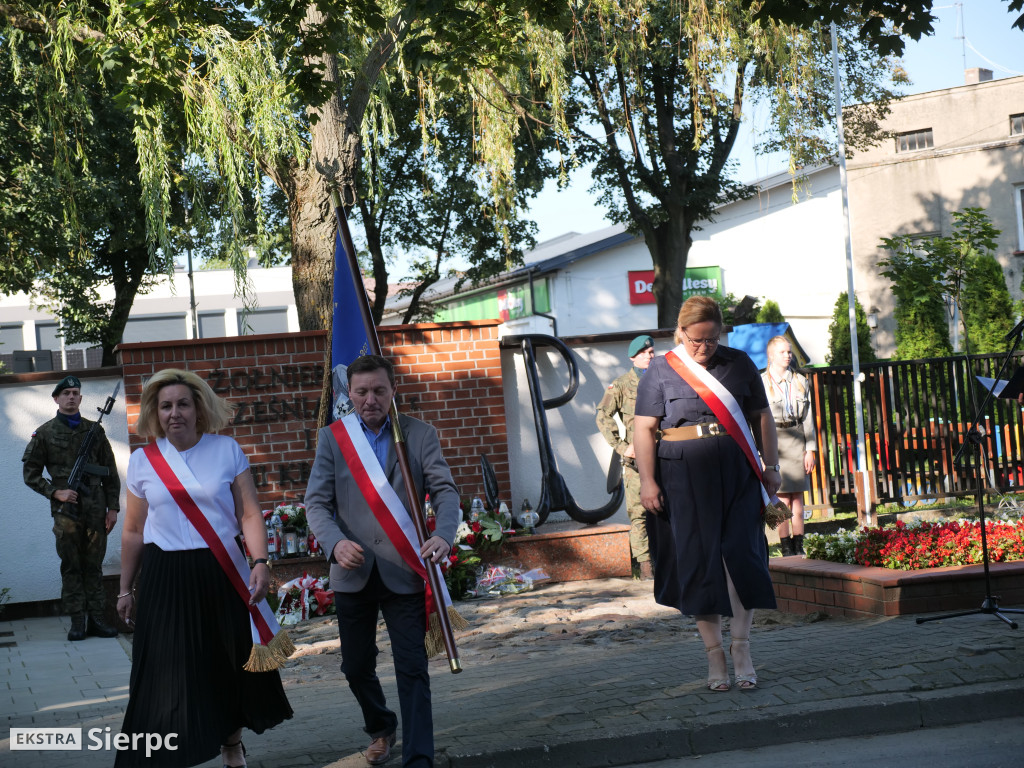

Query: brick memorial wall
[[117, 321, 510, 508]]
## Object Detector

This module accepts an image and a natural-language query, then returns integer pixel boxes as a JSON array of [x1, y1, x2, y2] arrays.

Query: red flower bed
[[854, 519, 1024, 570]]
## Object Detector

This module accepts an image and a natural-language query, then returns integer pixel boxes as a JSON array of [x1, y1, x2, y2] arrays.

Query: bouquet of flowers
[[274, 573, 334, 626], [468, 564, 550, 597], [443, 499, 515, 600], [275, 502, 307, 531]]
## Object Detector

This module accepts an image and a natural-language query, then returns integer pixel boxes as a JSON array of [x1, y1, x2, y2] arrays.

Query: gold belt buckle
[[707, 423, 723, 436]]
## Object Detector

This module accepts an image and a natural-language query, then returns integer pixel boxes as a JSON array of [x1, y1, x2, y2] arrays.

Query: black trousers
[[335, 564, 432, 768]]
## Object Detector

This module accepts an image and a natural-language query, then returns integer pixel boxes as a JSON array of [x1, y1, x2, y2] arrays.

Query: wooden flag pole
[[329, 191, 462, 673]]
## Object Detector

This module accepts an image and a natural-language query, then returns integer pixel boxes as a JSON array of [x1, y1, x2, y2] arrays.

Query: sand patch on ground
[[282, 576, 838, 672]]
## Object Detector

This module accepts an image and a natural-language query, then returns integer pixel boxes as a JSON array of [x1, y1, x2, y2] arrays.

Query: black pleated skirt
[[649, 435, 777, 616], [115, 544, 293, 768]]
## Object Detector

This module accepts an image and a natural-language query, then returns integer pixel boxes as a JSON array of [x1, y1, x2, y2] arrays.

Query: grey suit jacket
[[304, 414, 461, 595]]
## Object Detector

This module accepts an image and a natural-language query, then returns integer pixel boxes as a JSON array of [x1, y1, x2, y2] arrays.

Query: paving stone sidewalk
[[3, 577, 1023, 768]]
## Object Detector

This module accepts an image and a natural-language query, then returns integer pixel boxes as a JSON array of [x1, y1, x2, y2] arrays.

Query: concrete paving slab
[[2, 577, 1023, 768]]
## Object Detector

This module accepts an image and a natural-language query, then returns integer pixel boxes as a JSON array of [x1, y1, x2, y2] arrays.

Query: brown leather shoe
[[365, 732, 396, 765]]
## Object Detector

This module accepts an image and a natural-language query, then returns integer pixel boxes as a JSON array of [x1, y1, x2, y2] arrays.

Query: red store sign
[[628, 270, 656, 305]]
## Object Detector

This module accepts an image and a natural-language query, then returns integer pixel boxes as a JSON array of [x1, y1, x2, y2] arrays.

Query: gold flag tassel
[[243, 629, 296, 672], [763, 500, 794, 531], [424, 606, 469, 659]]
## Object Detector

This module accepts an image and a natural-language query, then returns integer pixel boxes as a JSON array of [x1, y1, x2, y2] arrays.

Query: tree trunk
[[288, 155, 347, 332], [644, 211, 694, 329], [102, 244, 150, 366], [288, 5, 367, 332]]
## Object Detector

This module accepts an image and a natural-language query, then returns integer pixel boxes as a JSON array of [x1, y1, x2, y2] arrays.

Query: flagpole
[[329, 191, 463, 673]]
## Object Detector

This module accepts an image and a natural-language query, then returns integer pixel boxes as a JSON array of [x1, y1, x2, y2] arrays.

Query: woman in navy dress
[[634, 296, 780, 691]]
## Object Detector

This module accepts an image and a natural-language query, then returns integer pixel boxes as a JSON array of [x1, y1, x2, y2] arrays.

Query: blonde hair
[[766, 335, 790, 359], [674, 296, 724, 344], [136, 368, 235, 438]]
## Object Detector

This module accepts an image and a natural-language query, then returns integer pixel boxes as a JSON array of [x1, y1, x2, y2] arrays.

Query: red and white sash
[[662, 345, 779, 510], [327, 413, 454, 624], [143, 440, 290, 669]]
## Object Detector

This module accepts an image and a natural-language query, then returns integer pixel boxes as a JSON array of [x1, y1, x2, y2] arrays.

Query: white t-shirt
[[127, 433, 250, 551]]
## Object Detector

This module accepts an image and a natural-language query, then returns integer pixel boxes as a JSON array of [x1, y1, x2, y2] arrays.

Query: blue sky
[[527, 1, 1024, 244]]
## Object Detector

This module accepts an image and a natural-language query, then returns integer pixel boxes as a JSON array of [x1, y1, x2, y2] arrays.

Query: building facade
[[0, 264, 299, 372], [847, 71, 1024, 353]]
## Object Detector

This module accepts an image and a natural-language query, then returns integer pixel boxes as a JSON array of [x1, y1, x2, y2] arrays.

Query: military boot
[[792, 534, 806, 556], [778, 537, 795, 557], [639, 560, 654, 581], [87, 615, 119, 638], [68, 615, 87, 642]]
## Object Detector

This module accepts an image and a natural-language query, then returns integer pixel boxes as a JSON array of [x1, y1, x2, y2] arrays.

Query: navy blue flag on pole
[[330, 230, 372, 421]]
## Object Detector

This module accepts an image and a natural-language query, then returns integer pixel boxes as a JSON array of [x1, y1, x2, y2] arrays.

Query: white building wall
[[0, 265, 299, 357], [500, 337, 645, 526], [545, 238, 659, 337], [688, 167, 848, 365], [2, 375, 129, 604]]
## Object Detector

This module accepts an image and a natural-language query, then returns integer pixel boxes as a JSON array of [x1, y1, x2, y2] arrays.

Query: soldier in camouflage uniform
[[23, 375, 121, 641], [596, 335, 656, 579]]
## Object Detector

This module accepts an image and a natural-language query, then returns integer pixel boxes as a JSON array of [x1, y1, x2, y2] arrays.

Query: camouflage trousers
[[622, 463, 650, 563], [52, 513, 108, 618]]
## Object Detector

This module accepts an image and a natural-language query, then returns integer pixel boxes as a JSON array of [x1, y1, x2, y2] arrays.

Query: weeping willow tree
[[0, 1, 571, 330], [564, 1, 906, 327]]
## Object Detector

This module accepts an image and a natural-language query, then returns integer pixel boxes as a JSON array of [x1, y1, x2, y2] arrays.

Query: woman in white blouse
[[115, 369, 291, 768]]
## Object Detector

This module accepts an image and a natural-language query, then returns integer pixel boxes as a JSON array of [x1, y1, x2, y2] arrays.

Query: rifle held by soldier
[[59, 381, 121, 521]]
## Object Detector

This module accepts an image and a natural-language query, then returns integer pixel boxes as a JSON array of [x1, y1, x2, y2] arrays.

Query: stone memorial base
[[483, 522, 632, 582], [260, 522, 633, 592]]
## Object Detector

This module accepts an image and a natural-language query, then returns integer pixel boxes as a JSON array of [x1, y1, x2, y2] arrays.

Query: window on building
[[122, 314, 187, 343], [198, 311, 226, 339], [1015, 185, 1024, 252], [34, 322, 89, 351], [238, 308, 288, 336], [896, 129, 934, 153], [1012, 113, 1024, 136], [0, 323, 23, 352]]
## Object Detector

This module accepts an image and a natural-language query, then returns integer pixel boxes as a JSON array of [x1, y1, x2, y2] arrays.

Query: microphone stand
[[916, 329, 1024, 629]]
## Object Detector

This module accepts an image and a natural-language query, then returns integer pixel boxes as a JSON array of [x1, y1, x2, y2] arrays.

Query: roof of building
[[382, 224, 637, 317]]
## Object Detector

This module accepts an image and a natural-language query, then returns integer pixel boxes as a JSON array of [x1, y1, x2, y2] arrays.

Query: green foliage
[[892, 301, 952, 360], [707, 292, 761, 327], [756, 300, 786, 323], [744, 1, 1024, 54], [826, 292, 878, 365], [0, 29, 286, 361], [566, 1, 904, 326], [961, 251, 1014, 354], [879, 207, 1008, 357], [354, 87, 557, 323], [0, 41, 160, 364], [2, 1, 574, 332]]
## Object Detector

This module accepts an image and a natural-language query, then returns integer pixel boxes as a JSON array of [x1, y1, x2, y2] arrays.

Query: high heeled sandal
[[221, 738, 247, 768], [729, 638, 757, 690], [705, 644, 731, 692]]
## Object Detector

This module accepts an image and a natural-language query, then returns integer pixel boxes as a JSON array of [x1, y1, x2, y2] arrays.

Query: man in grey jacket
[[305, 355, 460, 768]]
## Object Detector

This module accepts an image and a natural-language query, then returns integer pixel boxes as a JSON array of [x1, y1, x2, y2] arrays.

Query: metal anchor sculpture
[[484, 334, 623, 527]]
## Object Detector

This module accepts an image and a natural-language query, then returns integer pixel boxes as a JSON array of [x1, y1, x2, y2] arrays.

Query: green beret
[[628, 335, 654, 358], [52, 375, 82, 397]]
